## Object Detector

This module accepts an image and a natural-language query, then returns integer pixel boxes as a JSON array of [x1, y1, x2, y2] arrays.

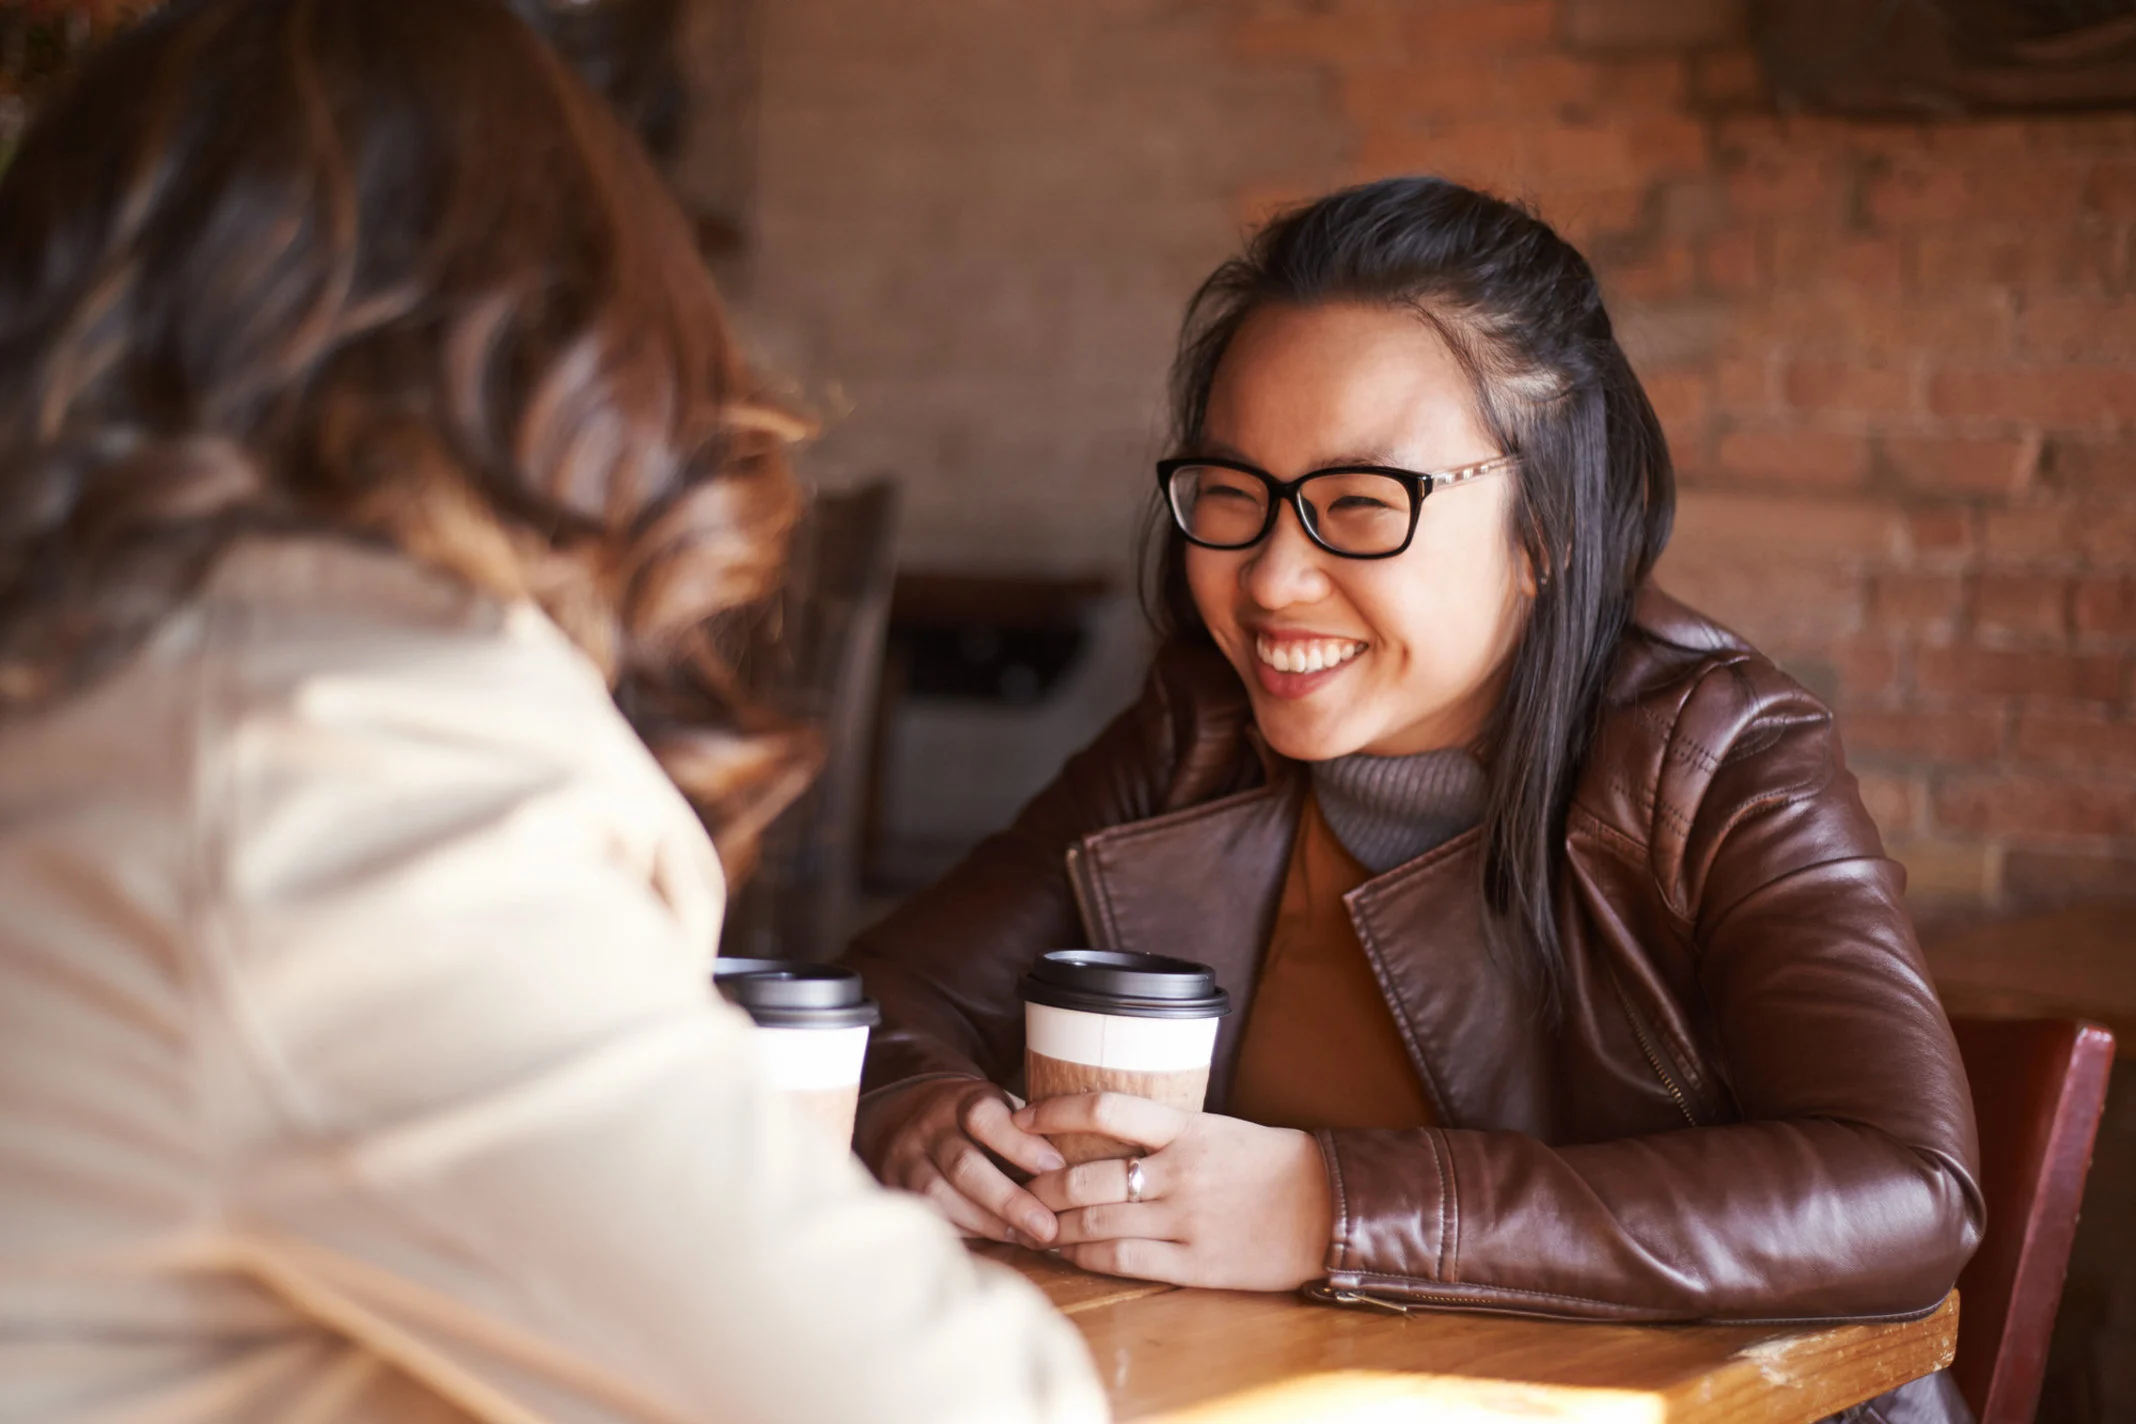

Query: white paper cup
[[715, 960, 880, 1149], [1020, 950, 1229, 1165]]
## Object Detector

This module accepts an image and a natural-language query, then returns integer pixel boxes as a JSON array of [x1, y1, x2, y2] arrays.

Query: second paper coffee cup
[[714, 959, 881, 1149], [1019, 950, 1229, 1166]]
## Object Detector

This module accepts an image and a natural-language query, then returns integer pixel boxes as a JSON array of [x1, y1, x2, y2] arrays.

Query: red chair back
[[1949, 1016, 2115, 1423]]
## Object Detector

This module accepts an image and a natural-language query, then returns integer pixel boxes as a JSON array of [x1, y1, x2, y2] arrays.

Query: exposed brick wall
[[1234, 0, 2136, 921], [710, 0, 1341, 578]]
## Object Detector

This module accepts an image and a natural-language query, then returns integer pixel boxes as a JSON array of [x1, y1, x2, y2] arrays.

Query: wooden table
[[975, 1243, 1959, 1423]]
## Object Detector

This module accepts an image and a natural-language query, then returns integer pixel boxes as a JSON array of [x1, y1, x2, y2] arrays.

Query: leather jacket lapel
[[1068, 777, 1304, 1112], [1072, 779, 1559, 1134], [1345, 829, 1557, 1137]]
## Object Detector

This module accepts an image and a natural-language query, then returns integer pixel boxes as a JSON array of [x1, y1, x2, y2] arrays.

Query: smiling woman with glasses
[[842, 176, 1983, 1424]]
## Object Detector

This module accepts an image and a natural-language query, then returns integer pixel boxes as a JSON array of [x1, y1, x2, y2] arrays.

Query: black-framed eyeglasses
[[1156, 454, 1518, 559]]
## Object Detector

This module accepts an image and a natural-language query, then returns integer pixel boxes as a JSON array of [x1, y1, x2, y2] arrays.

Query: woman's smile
[[1251, 632, 1368, 697]]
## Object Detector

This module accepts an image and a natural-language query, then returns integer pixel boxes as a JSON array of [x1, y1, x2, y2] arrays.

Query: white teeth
[[1255, 637, 1363, 674]]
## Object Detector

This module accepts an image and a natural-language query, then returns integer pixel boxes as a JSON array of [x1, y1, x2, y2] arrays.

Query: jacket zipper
[[1609, 973, 1700, 1128], [1313, 1285, 1575, 1320], [1063, 844, 1110, 951], [1325, 1289, 1417, 1314]]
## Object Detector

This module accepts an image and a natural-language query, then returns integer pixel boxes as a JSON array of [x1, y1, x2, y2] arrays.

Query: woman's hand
[[856, 1077, 1068, 1246], [1015, 1092, 1332, 1291]]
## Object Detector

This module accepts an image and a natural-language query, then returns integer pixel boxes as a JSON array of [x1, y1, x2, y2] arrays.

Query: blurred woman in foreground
[[0, 2, 1100, 1420]]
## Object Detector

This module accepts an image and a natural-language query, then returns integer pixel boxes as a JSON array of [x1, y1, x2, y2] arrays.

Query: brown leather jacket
[[846, 588, 1983, 1422]]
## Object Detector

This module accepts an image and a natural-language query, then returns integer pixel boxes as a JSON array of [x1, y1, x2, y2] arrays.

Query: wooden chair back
[[1949, 1015, 2116, 1423], [723, 478, 899, 961]]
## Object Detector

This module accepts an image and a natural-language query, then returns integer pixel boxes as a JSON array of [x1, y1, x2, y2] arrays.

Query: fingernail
[[1037, 1150, 1066, 1172], [1022, 1213, 1055, 1244]]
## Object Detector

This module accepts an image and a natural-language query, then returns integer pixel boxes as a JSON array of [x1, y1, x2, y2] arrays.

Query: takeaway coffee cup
[[1019, 950, 1230, 1166], [714, 959, 881, 1149]]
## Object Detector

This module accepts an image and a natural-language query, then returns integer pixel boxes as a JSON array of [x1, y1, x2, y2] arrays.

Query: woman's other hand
[[857, 1078, 1067, 1246], [1015, 1093, 1331, 1291]]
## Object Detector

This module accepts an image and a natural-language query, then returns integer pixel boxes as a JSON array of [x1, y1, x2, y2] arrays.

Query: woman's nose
[[1239, 501, 1332, 610]]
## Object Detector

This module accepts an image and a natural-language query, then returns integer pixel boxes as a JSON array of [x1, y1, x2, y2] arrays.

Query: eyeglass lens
[[1166, 465, 1414, 556]]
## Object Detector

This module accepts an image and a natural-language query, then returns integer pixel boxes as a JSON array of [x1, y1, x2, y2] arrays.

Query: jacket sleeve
[[841, 651, 1204, 1104], [206, 607, 1105, 1424], [1316, 661, 1985, 1322]]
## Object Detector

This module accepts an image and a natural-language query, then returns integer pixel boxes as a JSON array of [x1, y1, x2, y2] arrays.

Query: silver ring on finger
[[1124, 1156, 1146, 1204]]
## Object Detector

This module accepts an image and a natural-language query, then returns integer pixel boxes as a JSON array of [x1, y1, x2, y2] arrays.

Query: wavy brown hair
[[0, 0, 811, 871]]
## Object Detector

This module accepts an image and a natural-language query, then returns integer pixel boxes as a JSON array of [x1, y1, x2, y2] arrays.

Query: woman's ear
[[1516, 540, 1548, 600], [1507, 481, 1552, 601]]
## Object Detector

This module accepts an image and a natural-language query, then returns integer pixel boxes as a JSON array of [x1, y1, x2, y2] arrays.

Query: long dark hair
[[0, 0, 809, 871], [1152, 176, 1675, 1012]]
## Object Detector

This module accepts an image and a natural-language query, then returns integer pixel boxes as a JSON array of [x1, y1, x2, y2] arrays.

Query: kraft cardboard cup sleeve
[[714, 959, 880, 1150], [1019, 950, 1230, 1166]]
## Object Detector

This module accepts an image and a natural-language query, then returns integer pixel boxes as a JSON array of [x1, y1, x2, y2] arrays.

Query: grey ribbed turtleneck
[[1309, 747, 1488, 874]]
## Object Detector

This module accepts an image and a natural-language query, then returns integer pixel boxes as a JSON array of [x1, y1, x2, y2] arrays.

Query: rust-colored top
[[1227, 793, 1434, 1132]]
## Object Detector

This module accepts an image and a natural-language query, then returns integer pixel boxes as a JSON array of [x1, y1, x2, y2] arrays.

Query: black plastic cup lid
[[1019, 950, 1230, 1020], [713, 960, 882, 1030], [712, 958, 792, 979]]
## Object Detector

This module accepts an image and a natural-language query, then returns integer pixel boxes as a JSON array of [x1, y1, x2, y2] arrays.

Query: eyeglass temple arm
[[1430, 454, 1519, 490]]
